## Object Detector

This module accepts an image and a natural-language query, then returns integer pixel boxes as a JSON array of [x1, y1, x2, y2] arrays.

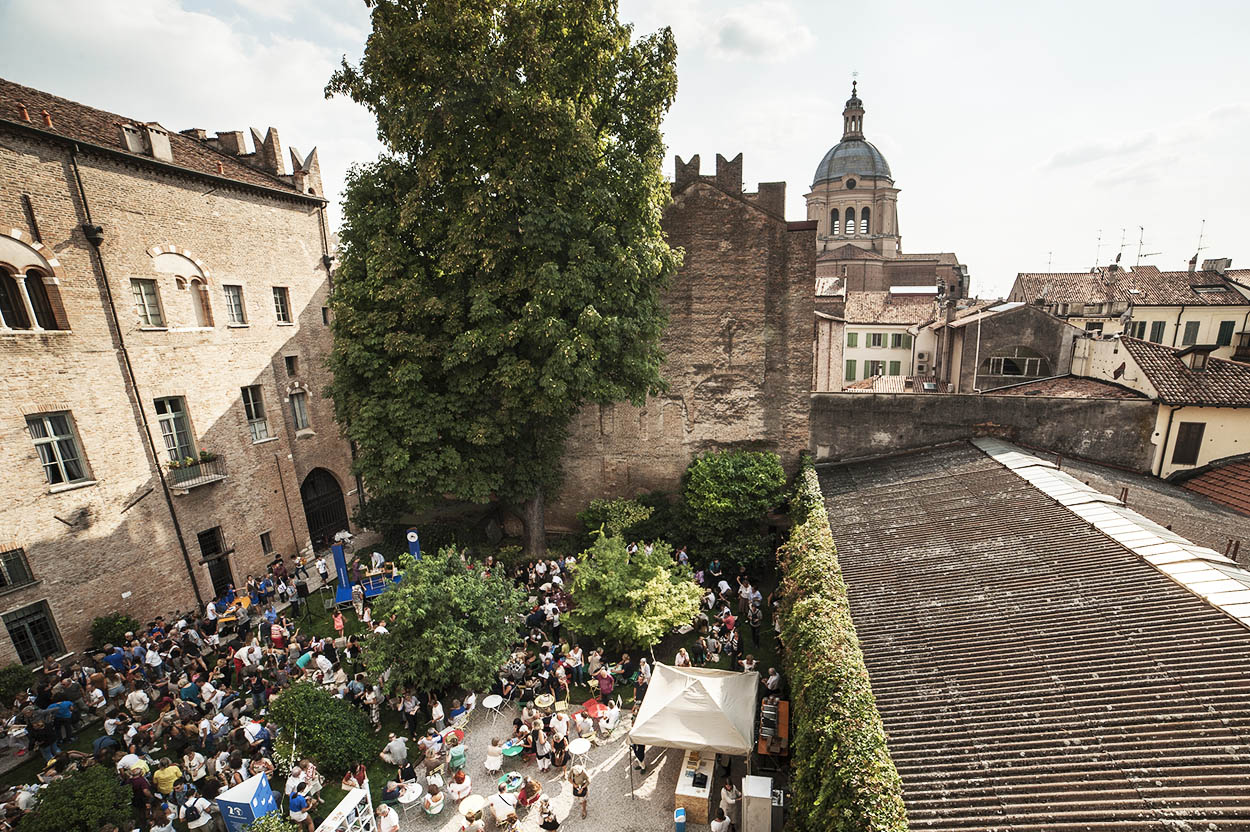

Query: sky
[[2, 0, 1248, 297]]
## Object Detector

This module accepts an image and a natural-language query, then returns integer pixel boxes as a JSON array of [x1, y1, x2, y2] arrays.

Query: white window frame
[[26, 412, 89, 486], [130, 278, 165, 327], [154, 397, 194, 462], [868, 333, 884, 348], [223, 285, 246, 325], [242, 385, 270, 442], [272, 287, 292, 324]]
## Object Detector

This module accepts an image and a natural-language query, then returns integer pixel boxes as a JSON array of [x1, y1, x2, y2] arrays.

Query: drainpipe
[[1155, 405, 1183, 477], [70, 145, 204, 607], [274, 454, 302, 556], [972, 314, 984, 393], [1170, 307, 1185, 347]]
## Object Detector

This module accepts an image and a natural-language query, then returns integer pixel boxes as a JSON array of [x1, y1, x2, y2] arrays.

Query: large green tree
[[565, 535, 701, 650], [326, 0, 681, 554], [364, 552, 526, 694]]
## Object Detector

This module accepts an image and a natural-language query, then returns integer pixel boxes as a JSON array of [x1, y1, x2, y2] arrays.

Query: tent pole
[[629, 744, 635, 799]]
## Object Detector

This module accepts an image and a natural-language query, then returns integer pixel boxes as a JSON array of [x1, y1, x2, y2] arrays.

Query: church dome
[[812, 139, 892, 186]]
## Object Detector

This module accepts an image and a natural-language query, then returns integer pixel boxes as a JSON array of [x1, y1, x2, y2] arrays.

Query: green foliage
[[683, 451, 786, 540], [267, 683, 375, 778], [364, 551, 526, 695], [578, 498, 654, 540], [89, 612, 140, 649], [16, 765, 131, 832], [779, 456, 907, 832], [624, 491, 690, 546], [0, 663, 35, 703], [565, 536, 701, 650], [324, 0, 681, 532], [242, 813, 301, 832]]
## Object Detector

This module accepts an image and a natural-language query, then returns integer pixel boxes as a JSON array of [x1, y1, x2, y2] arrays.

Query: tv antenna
[[1194, 218, 1208, 259], [1093, 229, 1103, 269], [1047, 251, 1053, 271], [1135, 226, 1160, 266], [1116, 228, 1127, 264]]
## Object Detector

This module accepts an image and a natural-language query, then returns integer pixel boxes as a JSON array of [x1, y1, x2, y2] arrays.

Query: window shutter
[[844, 360, 856, 381], [1149, 321, 1165, 343], [1182, 321, 1200, 346], [847, 332, 857, 348], [1217, 320, 1235, 347], [1171, 422, 1205, 466], [888, 361, 901, 376]]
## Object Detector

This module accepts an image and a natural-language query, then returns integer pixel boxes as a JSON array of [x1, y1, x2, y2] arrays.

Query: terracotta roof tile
[[1183, 459, 1250, 516], [0, 77, 305, 196], [843, 291, 935, 324], [1120, 336, 1250, 406], [987, 375, 1147, 399], [1014, 265, 1250, 306]]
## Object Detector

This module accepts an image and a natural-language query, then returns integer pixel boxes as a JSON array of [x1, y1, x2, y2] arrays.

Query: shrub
[[89, 612, 140, 649], [16, 765, 131, 832], [0, 663, 35, 704], [683, 450, 785, 548], [577, 497, 654, 540], [267, 683, 375, 778], [242, 813, 301, 832], [778, 455, 907, 832]]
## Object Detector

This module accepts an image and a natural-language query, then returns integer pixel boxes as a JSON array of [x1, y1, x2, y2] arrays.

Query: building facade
[[1009, 260, 1250, 361], [0, 79, 357, 662], [552, 154, 814, 529]]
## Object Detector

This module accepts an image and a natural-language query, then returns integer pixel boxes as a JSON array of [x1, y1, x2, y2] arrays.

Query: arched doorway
[[300, 468, 348, 549]]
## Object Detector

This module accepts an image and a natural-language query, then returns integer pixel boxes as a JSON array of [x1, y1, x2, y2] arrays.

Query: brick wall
[[549, 156, 815, 529], [0, 128, 357, 660]]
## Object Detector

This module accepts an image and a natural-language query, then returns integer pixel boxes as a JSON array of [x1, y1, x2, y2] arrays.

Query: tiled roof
[[1183, 458, 1250, 516], [844, 375, 950, 393], [843, 291, 935, 324], [987, 375, 1147, 399], [0, 78, 305, 196], [1014, 265, 1250, 306], [1120, 337, 1250, 406], [896, 251, 961, 266], [815, 277, 845, 297], [819, 441, 1250, 832], [816, 243, 886, 261]]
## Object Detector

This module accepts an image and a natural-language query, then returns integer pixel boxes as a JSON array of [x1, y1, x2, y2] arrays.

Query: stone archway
[[300, 468, 348, 549]]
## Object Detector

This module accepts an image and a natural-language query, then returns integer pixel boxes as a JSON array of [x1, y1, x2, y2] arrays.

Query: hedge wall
[[778, 455, 908, 831]]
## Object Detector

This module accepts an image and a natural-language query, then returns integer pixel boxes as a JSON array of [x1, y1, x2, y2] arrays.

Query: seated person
[[397, 760, 417, 783], [380, 778, 402, 804], [422, 783, 444, 814], [599, 700, 621, 736], [518, 776, 542, 808], [484, 738, 504, 773], [447, 769, 472, 801]]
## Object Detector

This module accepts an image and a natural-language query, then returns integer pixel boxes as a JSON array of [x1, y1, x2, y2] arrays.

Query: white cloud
[[1, 0, 380, 227], [710, 2, 814, 61]]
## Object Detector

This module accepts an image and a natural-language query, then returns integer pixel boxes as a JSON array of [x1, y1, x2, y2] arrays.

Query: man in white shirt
[[549, 711, 569, 740], [376, 804, 400, 832], [380, 733, 408, 766], [371, 551, 385, 571], [179, 789, 215, 830], [489, 783, 518, 826]]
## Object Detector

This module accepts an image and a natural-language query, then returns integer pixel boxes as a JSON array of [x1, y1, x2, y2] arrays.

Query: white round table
[[568, 736, 592, 767], [482, 693, 505, 724]]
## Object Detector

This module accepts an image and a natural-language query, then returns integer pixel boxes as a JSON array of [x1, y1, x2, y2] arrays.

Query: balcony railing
[[168, 455, 227, 491]]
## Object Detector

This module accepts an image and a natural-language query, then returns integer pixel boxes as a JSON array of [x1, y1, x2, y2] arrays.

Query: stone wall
[[0, 127, 357, 658], [810, 392, 1157, 472], [549, 154, 815, 530]]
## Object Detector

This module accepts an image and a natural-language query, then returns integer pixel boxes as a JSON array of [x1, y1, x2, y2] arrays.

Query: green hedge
[[778, 455, 907, 831], [267, 683, 375, 778]]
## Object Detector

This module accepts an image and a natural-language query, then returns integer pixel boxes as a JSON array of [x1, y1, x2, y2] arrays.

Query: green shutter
[[902, 333, 913, 349], [845, 360, 856, 381], [888, 361, 901, 376], [1149, 321, 1165, 343], [847, 332, 858, 348], [1182, 321, 1200, 346], [1217, 320, 1235, 346]]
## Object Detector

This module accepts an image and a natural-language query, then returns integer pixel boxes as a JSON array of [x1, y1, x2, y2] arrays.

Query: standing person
[[429, 696, 445, 730], [710, 808, 732, 832], [568, 763, 590, 819], [315, 554, 328, 585], [566, 644, 585, 687], [737, 576, 752, 616], [332, 609, 345, 640], [537, 795, 560, 830], [748, 603, 762, 647], [289, 782, 320, 832], [720, 780, 742, 829], [177, 784, 214, 831]]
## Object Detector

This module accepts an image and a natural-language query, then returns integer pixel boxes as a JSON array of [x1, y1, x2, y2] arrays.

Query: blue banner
[[216, 773, 278, 832], [406, 528, 422, 561]]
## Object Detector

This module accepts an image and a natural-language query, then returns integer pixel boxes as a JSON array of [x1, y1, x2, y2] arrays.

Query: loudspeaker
[[296, 580, 310, 599]]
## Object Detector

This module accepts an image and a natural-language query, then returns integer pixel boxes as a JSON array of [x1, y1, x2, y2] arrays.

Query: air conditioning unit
[[917, 352, 929, 361], [917, 364, 929, 374]]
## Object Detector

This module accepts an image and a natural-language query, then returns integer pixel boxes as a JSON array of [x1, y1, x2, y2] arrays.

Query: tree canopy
[[267, 682, 375, 777], [565, 535, 701, 650], [16, 765, 130, 832], [364, 551, 526, 694], [325, 0, 681, 553]]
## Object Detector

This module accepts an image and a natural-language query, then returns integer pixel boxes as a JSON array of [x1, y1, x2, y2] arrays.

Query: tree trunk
[[522, 488, 548, 559]]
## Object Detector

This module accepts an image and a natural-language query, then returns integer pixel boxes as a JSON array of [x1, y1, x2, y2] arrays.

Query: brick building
[[550, 154, 814, 528], [0, 79, 358, 662]]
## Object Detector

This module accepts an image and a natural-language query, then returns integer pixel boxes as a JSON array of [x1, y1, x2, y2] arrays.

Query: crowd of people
[[0, 541, 784, 832]]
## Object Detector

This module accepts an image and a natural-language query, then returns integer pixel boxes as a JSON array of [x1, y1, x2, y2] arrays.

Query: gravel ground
[[366, 701, 711, 832]]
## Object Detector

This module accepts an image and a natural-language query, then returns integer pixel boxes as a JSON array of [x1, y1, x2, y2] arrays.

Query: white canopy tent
[[629, 664, 759, 756]]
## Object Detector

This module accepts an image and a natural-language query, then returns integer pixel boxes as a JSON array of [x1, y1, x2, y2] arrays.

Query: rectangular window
[[844, 360, 856, 381], [1149, 321, 1165, 343], [197, 526, 225, 559], [846, 332, 858, 348], [1128, 321, 1146, 339], [241, 386, 269, 442], [888, 361, 901, 376], [130, 278, 164, 327], [260, 532, 273, 555], [26, 413, 87, 486], [0, 548, 34, 591], [867, 360, 885, 376], [868, 333, 884, 348], [223, 285, 246, 324], [901, 333, 913, 349], [1084, 321, 1104, 334], [284, 355, 298, 377], [890, 333, 902, 349], [272, 287, 292, 323], [290, 390, 310, 431], [1217, 320, 1236, 347], [1182, 320, 1200, 346], [153, 397, 194, 462], [4, 601, 63, 665], [321, 306, 330, 325], [1171, 422, 1206, 466]]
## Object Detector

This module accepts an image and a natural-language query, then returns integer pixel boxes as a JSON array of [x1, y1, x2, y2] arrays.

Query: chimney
[[215, 131, 246, 155], [143, 123, 173, 162], [674, 154, 700, 189], [180, 128, 208, 141], [1201, 257, 1232, 275], [715, 153, 743, 193], [1188, 254, 1198, 273], [119, 123, 146, 154], [754, 181, 786, 217], [289, 146, 323, 196], [249, 127, 286, 176], [17, 103, 29, 122], [41, 109, 52, 128]]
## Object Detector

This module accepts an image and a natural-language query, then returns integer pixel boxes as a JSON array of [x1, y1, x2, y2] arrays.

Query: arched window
[[25, 271, 58, 330], [0, 271, 29, 329], [0, 230, 68, 330], [830, 208, 839, 235], [860, 206, 871, 234], [190, 278, 213, 327], [845, 207, 856, 235]]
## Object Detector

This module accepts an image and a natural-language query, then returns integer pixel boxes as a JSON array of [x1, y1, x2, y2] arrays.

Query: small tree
[[90, 612, 140, 649], [365, 552, 526, 695], [0, 663, 35, 704], [578, 497, 654, 540], [243, 813, 302, 832], [267, 683, 375, 777], [565, 536, 701, 651], [17, 765, 131, 832], [683, 450, 786, 544]]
